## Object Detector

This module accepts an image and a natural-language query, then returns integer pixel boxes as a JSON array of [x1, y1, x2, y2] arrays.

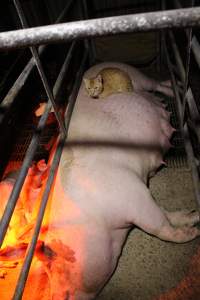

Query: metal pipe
[[12, 49, 88, 300], [0, 41, 76, 248], [164, 36, 200, 209], [0, 0, 74, 124], [0, 7, 200, 51], [13, 0, 67, 136]]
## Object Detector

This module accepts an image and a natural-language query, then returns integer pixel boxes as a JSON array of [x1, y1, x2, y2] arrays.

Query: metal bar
[[168, 31, 200, 137], [174, 0, 200, 69], [0, 50, 25, 94], [56, 0, 74, 24], [0, 7, 200, 51], [182, 27, 193, 125], [164, 33, 200, 209], [12, 49, 88, 300], [0, 41, 76, 248], [191, 36, 200, 69], [53, 41, 76, 96], [13, 0, 66, 136], [81, 0, 96, 65], [0, 0, 74, 124], [12, 136, 65, 300]]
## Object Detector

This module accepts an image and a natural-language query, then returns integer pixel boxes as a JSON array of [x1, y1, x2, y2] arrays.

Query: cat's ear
[[96, 74, 102, 83], [83, 78, 89, 86]]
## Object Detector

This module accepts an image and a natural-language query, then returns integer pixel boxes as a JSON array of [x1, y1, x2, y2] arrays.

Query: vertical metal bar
[[56, 0, 74, 24], [191, 36, 200, 69], [174, 0, 200, 69], [160, 0, 166, 73], [0, 41, 76, 248], [12, 136, 65, 300], [53, 41, 76, 96], [81, 0, 96, 65], [12, 50, 88, 300], [13, 0, 67, 136], [181, 25, 192, 125]]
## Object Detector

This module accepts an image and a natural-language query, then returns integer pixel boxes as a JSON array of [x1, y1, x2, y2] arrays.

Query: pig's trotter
[[162, 208, 200, 227], [157, 223, 200, 243]]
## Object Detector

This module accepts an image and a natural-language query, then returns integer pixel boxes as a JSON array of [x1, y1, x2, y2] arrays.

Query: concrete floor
[[98, 166, 200, 300]]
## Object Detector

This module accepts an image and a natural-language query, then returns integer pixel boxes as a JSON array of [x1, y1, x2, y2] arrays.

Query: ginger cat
[[83, 67, 133, 99]]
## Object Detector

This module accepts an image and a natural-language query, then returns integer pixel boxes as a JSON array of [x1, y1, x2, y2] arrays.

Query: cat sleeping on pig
[[0, 62, 199, 300]]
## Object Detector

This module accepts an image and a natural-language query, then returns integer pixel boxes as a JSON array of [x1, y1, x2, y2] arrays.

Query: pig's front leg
[[127, 179, 200, 243]]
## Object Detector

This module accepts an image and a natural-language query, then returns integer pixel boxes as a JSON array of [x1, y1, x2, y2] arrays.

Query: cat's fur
[[83, 67, 133, 99]]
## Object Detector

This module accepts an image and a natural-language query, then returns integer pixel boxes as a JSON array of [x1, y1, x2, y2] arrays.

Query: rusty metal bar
[[13, 0, 66, 136], [0, 41, 76, 248], [0, 0, 74, 124], [12, 49, 88, 300], [0, 7, 200, 51]]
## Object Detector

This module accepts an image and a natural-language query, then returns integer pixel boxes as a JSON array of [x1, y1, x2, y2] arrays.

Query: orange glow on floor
[[155, 246, 200, 300], [0, 147, 85, 299]]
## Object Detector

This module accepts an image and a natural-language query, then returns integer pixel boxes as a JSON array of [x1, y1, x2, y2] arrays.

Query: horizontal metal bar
[[0, 7, 200, 51], [0, 41, 76, 248], [12, 49, 88, 300], [164, 34, 200, 210], [0, 0, 74, 124]]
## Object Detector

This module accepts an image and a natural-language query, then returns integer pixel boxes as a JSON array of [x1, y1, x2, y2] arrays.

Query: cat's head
[[83, 74, 103, 98]]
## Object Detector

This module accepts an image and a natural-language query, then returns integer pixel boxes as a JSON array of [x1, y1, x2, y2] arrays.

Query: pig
[[37, 62, 199, 300], [0, 62, 200, 300]]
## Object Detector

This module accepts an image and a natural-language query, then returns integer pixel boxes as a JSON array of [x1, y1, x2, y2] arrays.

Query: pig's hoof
[[175, 226, 200, 243], [166, 209, 200, 227]]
